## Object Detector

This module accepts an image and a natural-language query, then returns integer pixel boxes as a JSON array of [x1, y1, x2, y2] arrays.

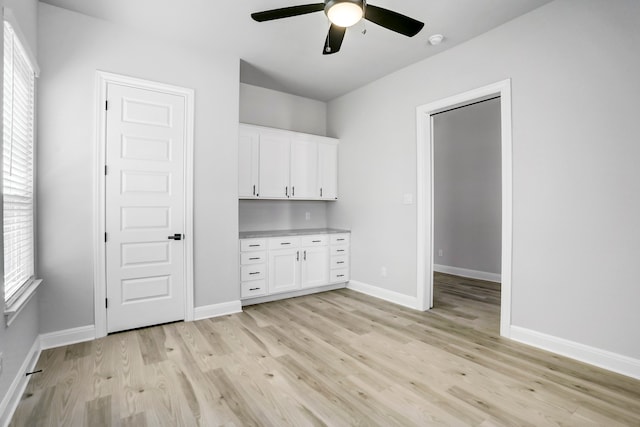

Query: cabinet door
[[238, 129, 259, 198], [301, 246, 329, 289], [290, 139, 318, 199], [318, 142, 338, 200], [259, 135, 290, 198], [268, 248, 300, 294]]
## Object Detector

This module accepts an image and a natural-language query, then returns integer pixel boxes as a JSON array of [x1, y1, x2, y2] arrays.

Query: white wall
[[239, 82, 329, 232], [328, 0, 640, 360], [0, 0, 40, 420], [433, 98, 501, 276], [240, 83, 327, 136], [239, 200, 327, 232], [36, 3, 240, 333]]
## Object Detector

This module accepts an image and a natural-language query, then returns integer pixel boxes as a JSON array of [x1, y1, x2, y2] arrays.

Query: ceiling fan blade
[[323, 24, 346, 55], [364, 4, 424, 37], [251, 4, 325, 22]]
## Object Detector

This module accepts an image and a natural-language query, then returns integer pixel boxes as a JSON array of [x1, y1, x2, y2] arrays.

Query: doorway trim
[[93, 71, 195, 338], [416, 79, 513, 337]]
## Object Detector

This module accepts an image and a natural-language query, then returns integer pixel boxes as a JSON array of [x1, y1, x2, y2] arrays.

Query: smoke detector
[[428, 34, 444, 45]]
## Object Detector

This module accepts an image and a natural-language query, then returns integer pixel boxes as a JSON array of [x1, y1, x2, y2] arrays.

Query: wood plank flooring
[[10, 273, 640, 426]]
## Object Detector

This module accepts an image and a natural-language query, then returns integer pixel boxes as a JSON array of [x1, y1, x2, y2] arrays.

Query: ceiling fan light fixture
[[326, 0, 364, 28]]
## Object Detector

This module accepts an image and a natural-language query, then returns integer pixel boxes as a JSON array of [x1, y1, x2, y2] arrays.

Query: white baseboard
[[434, 264, 501, 283], [510, 326, 640, 380], [347, 280, 418, 310], [194, 300, 242, 321], [0, 339, 41, 427], [39, 325, 96, 350]]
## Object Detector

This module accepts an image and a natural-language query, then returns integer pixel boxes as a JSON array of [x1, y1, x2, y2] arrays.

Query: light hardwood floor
[[10, 273, 640, 426]]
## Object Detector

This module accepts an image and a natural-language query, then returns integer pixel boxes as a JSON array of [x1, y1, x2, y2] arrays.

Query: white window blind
[[3, 21, 35, 304]]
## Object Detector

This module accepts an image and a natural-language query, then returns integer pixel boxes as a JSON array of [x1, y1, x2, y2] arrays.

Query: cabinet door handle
[[303, 250, 307, 260], [285, 186, 288, 197], [253, 185, 256, 196], [292, 186, 295, 197], [296, 251, 299, 261], [320, 188, 323, 197]]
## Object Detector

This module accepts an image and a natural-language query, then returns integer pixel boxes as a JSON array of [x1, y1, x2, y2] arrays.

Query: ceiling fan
[[251, 0, 425, 55]]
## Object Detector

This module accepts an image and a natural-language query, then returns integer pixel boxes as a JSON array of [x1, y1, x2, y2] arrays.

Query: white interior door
[[105, 82, 186, 333]]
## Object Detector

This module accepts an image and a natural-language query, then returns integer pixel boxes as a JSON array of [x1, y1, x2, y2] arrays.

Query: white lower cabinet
[[329, 233, 350, 284], [240, 232, 348, 300], [239, 239, 267, 298], [269, 247, 301, 294]]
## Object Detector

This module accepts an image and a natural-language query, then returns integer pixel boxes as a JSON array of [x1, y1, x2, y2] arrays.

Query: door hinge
[[105, 298, 108, 309], [105, 100, 109, 111], [104, 232, 107, 242]]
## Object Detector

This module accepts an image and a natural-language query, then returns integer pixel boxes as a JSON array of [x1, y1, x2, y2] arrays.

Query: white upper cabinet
[[239, 123, 338, 200], [238, 128, 260, 198], [290, 139, 318, 199], [259, 133, 291, 199], [318, 141, 338, 200]]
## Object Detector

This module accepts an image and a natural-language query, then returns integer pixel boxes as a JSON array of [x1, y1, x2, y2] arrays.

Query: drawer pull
[[249, 287, 261, 291], [249, 257, 261, 260], [337, 261, 344, 264], [337, 274, 345, 278], [337, 238, 345, 241], [249, 272, 260, 275], [249, 244, 261, 247], [312, 240, 321, 243], [337, 249, 345, 252], [281, 242, 291, 245]]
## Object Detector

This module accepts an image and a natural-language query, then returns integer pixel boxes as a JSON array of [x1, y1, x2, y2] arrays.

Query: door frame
[[93, 71, 195, 338], [415, 79, 513, 337]]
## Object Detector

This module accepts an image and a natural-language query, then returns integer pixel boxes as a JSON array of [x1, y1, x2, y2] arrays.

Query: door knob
[[168, 234, 182, 240]]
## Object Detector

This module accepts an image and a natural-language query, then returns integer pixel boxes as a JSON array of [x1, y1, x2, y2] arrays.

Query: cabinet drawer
[[241, 264, 266, 281], [241, 280, 267, 298], [240, 239, 267, 251], [268, 236, 300, 249], [330, 234, 350, 245], [330, 268, 349, 283], [300, 235, 328, 246], [330, 245, 349, 256], [331, 255, 349, 269], [241, 251, 266, 265]]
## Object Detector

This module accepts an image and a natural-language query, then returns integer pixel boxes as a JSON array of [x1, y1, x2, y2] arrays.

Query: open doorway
[[416, 79, 512, 338], [432, 97, 502, 333]]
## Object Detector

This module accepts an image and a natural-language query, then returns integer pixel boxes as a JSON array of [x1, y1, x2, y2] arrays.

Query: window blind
[[3, 21, 35, 304]]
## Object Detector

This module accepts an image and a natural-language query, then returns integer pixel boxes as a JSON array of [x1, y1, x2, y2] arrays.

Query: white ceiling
[[39, 0, 552, 101]]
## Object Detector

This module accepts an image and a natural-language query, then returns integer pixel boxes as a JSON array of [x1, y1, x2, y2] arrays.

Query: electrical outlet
[[305, 212, 311, 220], [438, 249, 443, 257], [381, 267, 387, 277]]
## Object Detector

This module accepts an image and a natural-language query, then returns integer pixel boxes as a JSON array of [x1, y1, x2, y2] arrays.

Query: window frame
[[3, 9, 41, 325]]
